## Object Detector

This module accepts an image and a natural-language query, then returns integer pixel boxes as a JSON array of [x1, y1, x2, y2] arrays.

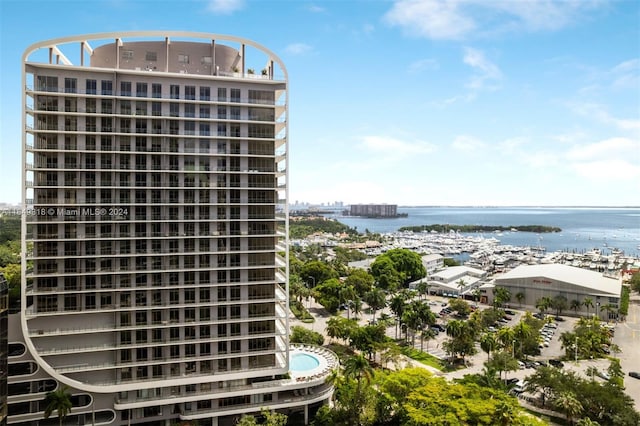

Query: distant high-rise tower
[[14, 31, 335, 426]]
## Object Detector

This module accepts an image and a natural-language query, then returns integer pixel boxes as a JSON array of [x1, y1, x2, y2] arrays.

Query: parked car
[[628, 371, 640, 379], [596, 370, 610, 380], [432, 324, 446, 332], [549, 359, 564, 368], [504, 309, 516, 315], [506, 377, 520, 385]]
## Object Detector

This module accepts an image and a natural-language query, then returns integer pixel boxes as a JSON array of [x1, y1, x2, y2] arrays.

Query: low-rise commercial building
[[489, 264, 622, 318]]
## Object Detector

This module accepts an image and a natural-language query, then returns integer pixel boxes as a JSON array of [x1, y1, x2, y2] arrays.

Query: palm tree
[[456, 279, 466, 298], [496, 327, 516, 351], [445, 319, 465, 339], [343, 354, 374, 389], [326, 316, 349, 344], [380, 342, 402, 370], [349, 298, 363, 320], [492, 286, 511, 309], [414, 304, 436, 351], [515, 291, 525, 308], [389, 293, 407, 339], [402, 308, 420, 345], [553, 391, 583, 425], [364, 288, 386, 323], [512, 321, 532, 357], [43, 385, 73, 426], [416, 280, 429, 300], [600, 303, 617, 321], [551, 294, 568, 317], [343, 354, 374, 426], [583, 297, 594, 317], [535, 296, 552, 315], [480, 333, 498, 361], [570, 299, 582, 314]]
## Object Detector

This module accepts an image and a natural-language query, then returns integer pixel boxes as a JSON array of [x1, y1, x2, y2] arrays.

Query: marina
[[299, 206, 640, 276]]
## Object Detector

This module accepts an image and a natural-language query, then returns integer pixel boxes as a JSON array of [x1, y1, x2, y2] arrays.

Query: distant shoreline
[[398, 224, 562, 233]]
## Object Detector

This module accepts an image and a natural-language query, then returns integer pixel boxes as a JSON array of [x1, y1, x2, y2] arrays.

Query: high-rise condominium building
[[14, 32, 335, 426]]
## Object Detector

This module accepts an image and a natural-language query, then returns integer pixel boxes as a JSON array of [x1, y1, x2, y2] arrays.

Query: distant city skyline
[[1, 0, 639, 206]]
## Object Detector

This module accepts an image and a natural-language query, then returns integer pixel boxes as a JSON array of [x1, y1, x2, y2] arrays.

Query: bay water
[[326, 207, 640, 256]]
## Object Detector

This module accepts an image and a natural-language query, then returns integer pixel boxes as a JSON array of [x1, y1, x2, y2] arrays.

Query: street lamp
[[512, 340, 516, 359], [574, 336, 579, 363]]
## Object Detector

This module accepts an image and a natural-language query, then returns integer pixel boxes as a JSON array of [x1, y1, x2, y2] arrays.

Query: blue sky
[[1, 0, 638, 207]]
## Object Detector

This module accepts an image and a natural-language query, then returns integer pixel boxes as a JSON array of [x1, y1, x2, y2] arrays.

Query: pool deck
[[289, 344, 339, 381]]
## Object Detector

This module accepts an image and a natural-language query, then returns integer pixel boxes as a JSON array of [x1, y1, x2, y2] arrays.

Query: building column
[[304, 404, 308, 425]]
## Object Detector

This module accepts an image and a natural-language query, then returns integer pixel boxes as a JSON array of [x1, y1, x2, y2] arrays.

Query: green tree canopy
[[290, 326, 324, 346], [370, 248, 426, 288]]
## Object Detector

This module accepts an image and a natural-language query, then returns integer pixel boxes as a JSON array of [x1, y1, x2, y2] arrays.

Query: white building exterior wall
[[13, 31, 330, 426]]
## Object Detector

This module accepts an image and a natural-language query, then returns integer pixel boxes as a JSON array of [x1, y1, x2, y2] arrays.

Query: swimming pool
[[290, 352, 320, 372]]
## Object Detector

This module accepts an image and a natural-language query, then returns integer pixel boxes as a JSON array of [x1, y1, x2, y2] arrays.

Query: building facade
[[489, 264, 622, 318], [1, 274, 7, 426], [14, 32, 332, 426], [349, 204, 398, 218]]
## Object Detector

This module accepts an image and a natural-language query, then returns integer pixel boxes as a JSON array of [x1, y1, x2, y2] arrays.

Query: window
[[230, 88, 241, 103], [101, 80, 113, 95], [37, 75, 58, 92], [136, 83, 148, 97], [146, 51, 158, 61], [217, 87, 227, 101], [200, 86, 210, 100], [121, 81, 132, 96], [64, 78, 77, 93], [152, 83, 162, 98], [122, 50, 134, 60], [185, 86, 195, 100], [201, 56, 212, 65], [86, 79, 97, 94], [178, 54, 189, 64], [170, 85, 179, 99]]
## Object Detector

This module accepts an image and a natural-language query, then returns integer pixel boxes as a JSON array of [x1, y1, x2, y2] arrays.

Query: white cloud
[[383, 0, 604, 40], [609, 59, 640, 89], [452, 135, 485, 153], [566, 137, 640, 162], [463, 47, 502, 90], [384, 0, 475, 40], [206, 0, 244, 14], [360, 135, 436, 157], [552, 131, 587, 144], [570, 159, 640, 182], [284, 43, 312, 55], [362, 23, 375, 35], [499, 137, 528, 153], [307, 4, 325, 13], [568, 102, 640, 131], [408, 58, 439, 74]]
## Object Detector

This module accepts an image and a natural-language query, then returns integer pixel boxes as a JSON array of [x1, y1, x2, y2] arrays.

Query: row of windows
[[36, 96, 274, 121], [36, 76, 274, 102], [118, 353, 276, 383]]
